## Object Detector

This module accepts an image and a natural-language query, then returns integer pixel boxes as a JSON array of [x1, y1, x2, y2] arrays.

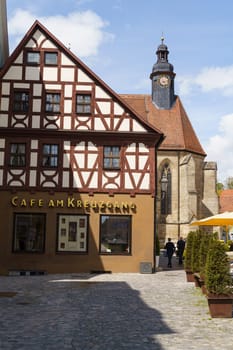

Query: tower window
[[160, 164, 171, 215]]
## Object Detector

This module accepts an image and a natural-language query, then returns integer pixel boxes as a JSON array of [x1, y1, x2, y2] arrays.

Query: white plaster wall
[[4, 66, 22, 80], [25, 67, 40, 80], [43, 67, 58, 81]]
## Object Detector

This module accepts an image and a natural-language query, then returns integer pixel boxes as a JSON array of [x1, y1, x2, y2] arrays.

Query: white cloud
[[195, 66, 233, 93], [205, 113, 233, 183], [177, 65, 233, 97], [8, 9, 114, 57]]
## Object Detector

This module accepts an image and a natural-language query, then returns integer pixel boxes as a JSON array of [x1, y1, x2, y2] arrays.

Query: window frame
[[13, 90, 29, 113], [160, 164, 172, 215], [9, 143, 26, 167], [103, 146, 121, 170], [26, 51, 40, 65], [42, 144, 59, 168], [13, 213, 46, 253], [45, 93, 61, 113], [44, 52, 58, 65], [76, 93, 92, 114], [57, 214, 88, 253], [99, 215, 131, 255]]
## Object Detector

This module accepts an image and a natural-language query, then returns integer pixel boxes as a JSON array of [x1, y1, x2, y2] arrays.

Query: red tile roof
[[120, 94, 206, 156], [219, 190, 233, 213]]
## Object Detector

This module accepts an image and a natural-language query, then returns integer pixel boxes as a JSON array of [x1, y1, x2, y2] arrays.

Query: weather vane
[[161, 32, 165, 44]]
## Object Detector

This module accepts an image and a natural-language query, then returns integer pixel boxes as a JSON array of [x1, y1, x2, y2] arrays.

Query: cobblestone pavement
[[0, 253, 232, 350]]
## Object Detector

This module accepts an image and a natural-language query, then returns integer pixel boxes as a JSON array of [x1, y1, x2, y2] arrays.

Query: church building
[[121, 39, 219, 241], [0, 1, 218, 275]]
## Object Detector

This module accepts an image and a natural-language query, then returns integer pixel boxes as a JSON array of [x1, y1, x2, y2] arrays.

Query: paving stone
[[0, 254, 232, 349]]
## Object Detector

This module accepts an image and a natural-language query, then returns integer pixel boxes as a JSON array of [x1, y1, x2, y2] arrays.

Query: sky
[[5, 0, 233, 184]]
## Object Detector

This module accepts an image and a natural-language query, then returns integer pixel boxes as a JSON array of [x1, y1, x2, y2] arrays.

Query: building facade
[[0, 20, 163, 275], [0, 4, 219, 274]]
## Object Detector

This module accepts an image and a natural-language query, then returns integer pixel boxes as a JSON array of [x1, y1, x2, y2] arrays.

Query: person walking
[[165, 238, 175, 268], [177, 236, 185, 265]]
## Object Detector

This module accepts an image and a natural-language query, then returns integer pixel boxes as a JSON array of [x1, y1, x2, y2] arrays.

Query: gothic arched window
[[160, 164, 171, 215]]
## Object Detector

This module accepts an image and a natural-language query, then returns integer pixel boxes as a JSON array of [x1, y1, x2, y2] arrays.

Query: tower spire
[[150, 38, 176, 109]]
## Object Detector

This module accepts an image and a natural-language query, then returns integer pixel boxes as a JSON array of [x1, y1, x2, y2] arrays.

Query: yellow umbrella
[[191, 212, 233, 226]]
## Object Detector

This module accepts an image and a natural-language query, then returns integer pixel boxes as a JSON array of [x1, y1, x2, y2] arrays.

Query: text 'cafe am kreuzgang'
[[11, 196, 137, 211]]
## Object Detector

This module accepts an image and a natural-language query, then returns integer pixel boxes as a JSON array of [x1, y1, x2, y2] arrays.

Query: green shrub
[[184, 231, 195, 271], [191, 231, 202, 273], [205, 240, 233, 295], [199, 232, 217, 278]]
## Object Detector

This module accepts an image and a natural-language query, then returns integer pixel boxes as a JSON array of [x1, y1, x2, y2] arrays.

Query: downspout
[[0, 0, 9, 68], [153, 134, 164, 272], [178, 151, 181, 238]]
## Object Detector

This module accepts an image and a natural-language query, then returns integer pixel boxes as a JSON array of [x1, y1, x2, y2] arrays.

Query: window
[[10, 143, 26, 167], [13, 91, 29, 112], [27, 51, 40, 64], [160, 164, 172, 215], [57, 215, 88, 252], [42, 144, 59, 167], [100, 215, 131, 254], [103, 146, 120, 169], [76, 94, 91, 114], [45, 52, 58, 65], [45, 93, 60, 113], [13, 214, 45, 252]]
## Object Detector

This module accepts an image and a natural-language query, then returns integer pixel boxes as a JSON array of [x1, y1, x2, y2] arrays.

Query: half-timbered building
[[0, 1, 219, 275], [0, 19, 163, 274]]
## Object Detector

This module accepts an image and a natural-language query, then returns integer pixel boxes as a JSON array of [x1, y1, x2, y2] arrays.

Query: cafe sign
[[11, 196, 137, 212]]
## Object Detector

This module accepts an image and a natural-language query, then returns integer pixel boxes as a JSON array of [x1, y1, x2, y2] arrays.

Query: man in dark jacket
[[165, 238, 175, 268], [177, 236, 186, 265]]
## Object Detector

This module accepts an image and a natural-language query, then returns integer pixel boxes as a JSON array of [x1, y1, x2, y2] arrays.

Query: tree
[[225, 176, 233, 189], [216, 182, 224, 195]]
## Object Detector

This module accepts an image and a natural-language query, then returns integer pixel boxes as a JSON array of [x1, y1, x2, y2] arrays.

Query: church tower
[[150, 37, 175, 109]]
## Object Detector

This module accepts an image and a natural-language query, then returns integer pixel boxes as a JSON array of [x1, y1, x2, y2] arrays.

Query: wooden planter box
[[185, 270, 195, 282], [207, 294, 233, 318]]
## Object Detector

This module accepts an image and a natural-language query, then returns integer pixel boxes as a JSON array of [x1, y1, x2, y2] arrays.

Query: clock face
[[159, 75, 170, 87]]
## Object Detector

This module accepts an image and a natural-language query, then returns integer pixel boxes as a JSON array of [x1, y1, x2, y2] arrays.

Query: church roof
[[120, 94, 206, 156], [219, 190, 233, 213]]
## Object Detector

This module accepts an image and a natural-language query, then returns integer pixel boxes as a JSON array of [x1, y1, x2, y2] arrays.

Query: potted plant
[[155, 234, 160, 269], [184, 231, 195, 282], [191, 231, 202, 287], [205, 239, 233, 318], [198, 232, 218, 293]]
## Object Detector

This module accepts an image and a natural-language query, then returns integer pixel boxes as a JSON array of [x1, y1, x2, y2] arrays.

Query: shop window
[[45, 93, 60, 113], [42, 144, 59, 167], [100, 215, 131, 254], [45, 52, 58, 65], [13, 214, 45, 252], [10, 143, 26, 167], [103, 146, 120, 169], [27, 51, 40, 64], [13, 91, 29, 112], [76, 94, 91, 114], [57, 215, 88, 252]]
